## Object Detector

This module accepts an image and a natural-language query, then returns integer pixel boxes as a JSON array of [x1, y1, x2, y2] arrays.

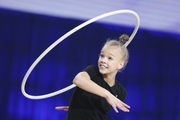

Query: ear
[[118, 61, 124, 70]]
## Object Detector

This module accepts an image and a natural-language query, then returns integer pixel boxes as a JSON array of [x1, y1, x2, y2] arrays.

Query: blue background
[[0, 8, 180, 120]]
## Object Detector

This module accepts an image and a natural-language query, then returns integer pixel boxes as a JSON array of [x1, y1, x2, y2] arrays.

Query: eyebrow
[[100, 51, 115, 57], [109, 53, 115, 57]]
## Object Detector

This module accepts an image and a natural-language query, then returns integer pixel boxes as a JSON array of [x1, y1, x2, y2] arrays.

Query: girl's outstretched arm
[[73, 72, 130, 113]]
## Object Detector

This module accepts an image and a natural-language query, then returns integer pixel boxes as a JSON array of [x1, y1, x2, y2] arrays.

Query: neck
[[102, 73, 116, 87]]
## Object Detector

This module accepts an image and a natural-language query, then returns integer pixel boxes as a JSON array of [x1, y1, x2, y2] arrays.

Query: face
[[98, 45, 124, 75]]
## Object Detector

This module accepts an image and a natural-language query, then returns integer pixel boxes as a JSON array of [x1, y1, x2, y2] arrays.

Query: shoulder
[[83, 65, 99, 74], [82, 65, 100, 80]]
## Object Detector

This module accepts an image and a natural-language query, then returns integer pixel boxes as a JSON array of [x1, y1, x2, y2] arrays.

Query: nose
[[100, 57, 107, 64]]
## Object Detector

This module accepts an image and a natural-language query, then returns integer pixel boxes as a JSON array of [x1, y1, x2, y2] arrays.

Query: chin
[[99, 69, 107, 75]]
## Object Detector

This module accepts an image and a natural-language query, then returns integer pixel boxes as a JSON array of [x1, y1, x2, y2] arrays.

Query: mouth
[[99, 64, 108, 69]]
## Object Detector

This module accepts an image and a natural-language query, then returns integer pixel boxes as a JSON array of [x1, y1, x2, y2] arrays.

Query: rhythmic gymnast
[[55, 34, 130, 120], [21, 9, 140, 120]]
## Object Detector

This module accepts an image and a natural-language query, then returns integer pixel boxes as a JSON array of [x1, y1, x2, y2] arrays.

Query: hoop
[[21, 10, 140, 99]]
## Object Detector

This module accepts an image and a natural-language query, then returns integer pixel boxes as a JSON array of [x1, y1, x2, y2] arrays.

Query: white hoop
[[21, 10, 140, 99]]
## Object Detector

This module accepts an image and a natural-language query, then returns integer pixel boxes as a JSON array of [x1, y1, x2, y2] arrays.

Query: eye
[[108, 57, 113, 60], [99, 54, 104, 58]]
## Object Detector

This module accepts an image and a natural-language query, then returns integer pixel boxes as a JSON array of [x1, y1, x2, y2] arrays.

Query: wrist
[[103, 89, 111, 99]]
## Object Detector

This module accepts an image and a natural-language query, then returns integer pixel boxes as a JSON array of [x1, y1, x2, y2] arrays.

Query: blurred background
[[0, 0, 180, 120]]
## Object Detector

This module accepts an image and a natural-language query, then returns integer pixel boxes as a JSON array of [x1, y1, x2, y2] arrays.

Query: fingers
[[112, 106, 119, 113], [113, 105, 129, 113], [120, 105, 130, 112], [55, 106, 69, 111], [112, 101, 130, 113], [55, 106, 64, 110], [122, 102, 130, 109], [64, 106, 69, 111]]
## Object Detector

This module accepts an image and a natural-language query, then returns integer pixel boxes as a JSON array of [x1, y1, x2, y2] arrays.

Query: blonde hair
[[103, 34, 129, 71]]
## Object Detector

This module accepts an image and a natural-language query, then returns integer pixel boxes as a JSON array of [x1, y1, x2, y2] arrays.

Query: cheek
[[113, 61, 120, 67], [97, 58, 101, 63], [98, 56, 102, 62]]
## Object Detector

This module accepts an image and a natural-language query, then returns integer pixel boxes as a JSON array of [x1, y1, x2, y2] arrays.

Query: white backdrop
[[0, 0, 180, 34]]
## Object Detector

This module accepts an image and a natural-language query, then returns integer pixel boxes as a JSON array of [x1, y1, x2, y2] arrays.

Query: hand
[[105, 93, 130, 113], [55, 106, 69, 111]]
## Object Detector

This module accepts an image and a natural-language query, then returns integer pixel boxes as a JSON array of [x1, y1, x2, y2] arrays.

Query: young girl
[[56, 34, 130, 120]]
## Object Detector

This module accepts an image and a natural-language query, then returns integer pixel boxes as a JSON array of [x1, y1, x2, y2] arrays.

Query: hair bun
[[119, 34, 129, 42]]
